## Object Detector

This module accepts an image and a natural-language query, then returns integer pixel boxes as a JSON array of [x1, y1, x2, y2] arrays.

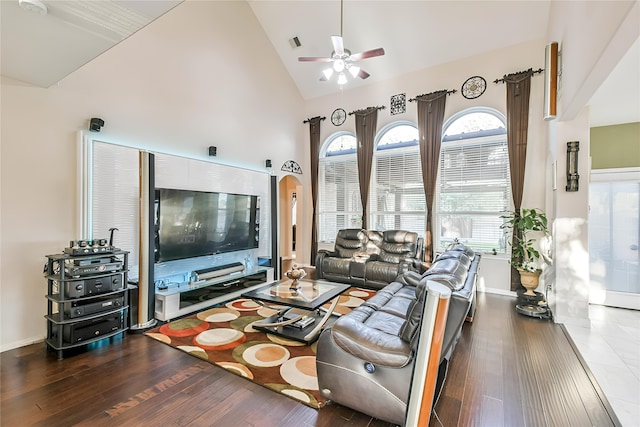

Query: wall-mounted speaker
[[544, 41, 559, 121], [89, 117, 104, 132], [208, 146, 217, 156]]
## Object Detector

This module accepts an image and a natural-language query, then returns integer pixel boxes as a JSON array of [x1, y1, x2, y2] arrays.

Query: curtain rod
[[348, 105, 386, 116], [493, 68, 543, 84], [409, 89, 456, 102], [302, 116, 326, 124]]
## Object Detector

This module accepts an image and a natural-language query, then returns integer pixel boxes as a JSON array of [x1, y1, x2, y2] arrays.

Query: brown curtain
[[416, 90, 448, 264], [504, 69, 533, 291], [308, 116, 322, 265], [354, 107, 379, 229]]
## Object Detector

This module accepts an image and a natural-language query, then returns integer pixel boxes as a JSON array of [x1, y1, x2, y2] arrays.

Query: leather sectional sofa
[[315, 229, 424, 289], [316, 243, 479, 425]]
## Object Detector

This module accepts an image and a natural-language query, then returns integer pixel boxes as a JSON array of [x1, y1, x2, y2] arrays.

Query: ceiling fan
[[298, 0, 385, 85]]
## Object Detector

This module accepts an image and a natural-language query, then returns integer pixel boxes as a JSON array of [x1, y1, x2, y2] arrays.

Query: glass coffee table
[[241, 278, 350, 344]]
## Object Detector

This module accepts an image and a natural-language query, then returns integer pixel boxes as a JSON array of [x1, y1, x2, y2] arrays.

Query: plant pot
[[518, 269, 540, 296]]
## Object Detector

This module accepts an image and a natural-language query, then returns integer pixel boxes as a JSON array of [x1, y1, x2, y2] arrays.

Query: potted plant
[[500, 208, 549, 295]]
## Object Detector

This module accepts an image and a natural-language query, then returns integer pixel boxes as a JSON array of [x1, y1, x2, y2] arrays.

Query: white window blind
[[369, 123, 425, 237], [318, 134, 361, 242], [91, 141, 140, 272], [436, 137, 510, 252]]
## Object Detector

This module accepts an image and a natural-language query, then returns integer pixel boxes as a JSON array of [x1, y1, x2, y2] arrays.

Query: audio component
[[62, 273, 123, 298], [64, 239, 117, 256], [63, 295, 124, 318], [64, 258, 123, 277], [190, 262, 245, 282], [53, 313, 124, 343]]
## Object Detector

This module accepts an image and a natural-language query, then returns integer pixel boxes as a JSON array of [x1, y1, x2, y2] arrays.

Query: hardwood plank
[[1, 293, 618, 427]]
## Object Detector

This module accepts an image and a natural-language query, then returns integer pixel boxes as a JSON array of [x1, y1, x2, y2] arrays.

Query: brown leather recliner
[[364, 230, 423, 288], [316, 229, 369, 286], [315, 229, 424, 290]]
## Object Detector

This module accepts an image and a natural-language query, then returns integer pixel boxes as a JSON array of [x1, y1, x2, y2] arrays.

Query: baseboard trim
[[1, 335, 45, 353], [478, 287, 517, 298]]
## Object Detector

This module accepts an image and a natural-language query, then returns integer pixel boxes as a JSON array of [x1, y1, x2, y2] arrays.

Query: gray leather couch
[[316, 229, 424, 290], [316, 243, 479, 425]]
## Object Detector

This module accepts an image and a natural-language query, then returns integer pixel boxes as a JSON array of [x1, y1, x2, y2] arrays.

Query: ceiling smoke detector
[[18, 0, 48, 15]]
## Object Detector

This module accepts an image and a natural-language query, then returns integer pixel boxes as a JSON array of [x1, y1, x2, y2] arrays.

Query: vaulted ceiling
[[1, 0, 637, 126]]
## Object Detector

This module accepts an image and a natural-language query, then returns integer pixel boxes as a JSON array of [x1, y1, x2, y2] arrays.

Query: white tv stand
[[154, 266, 274, 321]]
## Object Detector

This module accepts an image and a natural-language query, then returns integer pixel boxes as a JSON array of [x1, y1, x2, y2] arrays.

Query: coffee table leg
[[303, 295, 340, 342]]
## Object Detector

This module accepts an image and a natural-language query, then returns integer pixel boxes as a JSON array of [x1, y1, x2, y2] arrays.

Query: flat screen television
[[154, 188, 260, 263]]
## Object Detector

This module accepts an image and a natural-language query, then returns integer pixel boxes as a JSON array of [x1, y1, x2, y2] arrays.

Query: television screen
[[154, 188, 259, 263]]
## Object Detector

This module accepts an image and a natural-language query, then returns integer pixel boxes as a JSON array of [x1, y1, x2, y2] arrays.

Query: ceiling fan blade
[[298, 56, 334, 62], [331, 35, 345, 56], [349, 48, 385, 62], [357, 69, 370, 79]]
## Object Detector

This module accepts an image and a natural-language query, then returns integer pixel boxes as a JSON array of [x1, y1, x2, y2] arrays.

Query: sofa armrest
[[315, 249, 337, 278], [330, 315, 412, 368], [398, 270, 422, 287]]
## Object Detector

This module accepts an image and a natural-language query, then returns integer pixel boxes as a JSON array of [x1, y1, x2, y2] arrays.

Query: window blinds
[[436, 138, 511, 252], [318, 154, 362, 242], [370, 145, 426, 236]]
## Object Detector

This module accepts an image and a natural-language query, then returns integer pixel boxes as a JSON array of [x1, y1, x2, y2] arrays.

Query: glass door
[[589, 168, 640, 310]]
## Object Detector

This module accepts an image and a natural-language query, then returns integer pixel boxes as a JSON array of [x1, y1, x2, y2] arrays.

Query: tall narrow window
[[436, 109, 510, 252], [318, 132, 361, 243], [369, 123, 425, 236]]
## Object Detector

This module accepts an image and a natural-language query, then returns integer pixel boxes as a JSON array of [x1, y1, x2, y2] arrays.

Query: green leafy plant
[[500, 208, 549, 272]]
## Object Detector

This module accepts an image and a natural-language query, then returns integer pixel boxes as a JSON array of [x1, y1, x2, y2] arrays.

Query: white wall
[[544, 0, 640, 326], [0, 1, 305, 351]]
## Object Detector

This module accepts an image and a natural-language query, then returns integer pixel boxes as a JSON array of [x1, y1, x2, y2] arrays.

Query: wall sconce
[[566, 141, 579, 191]]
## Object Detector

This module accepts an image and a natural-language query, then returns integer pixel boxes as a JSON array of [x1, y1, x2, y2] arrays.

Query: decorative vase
[[285, 264, 306, 290], [518, 269, 541, 296]]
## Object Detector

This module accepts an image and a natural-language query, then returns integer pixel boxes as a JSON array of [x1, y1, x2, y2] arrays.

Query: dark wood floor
[[1, 293, 619, 427]]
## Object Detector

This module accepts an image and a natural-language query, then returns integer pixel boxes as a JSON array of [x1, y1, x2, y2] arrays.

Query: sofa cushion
[[399, 279, 430, 343], [334, 229, 367, 258], [434, 250, 472, 269]]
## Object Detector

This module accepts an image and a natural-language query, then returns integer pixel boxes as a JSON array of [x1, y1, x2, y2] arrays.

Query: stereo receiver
[[64, 258, 123, 277], [63, 294, 125, 318], [63, 273, 123, 298]]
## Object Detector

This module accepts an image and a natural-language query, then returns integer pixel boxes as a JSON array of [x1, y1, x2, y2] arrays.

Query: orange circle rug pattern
[[159, 318, 209, 337], [144, 287, 373, 409]]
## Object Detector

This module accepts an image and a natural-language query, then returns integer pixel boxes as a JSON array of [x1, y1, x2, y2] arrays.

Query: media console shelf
[[154, 266, 274, 321], [44, 250, 130, 359]]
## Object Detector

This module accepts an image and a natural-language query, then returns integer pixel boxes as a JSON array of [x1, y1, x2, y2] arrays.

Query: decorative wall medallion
[[281, 160, 302, 174], [390, 93, 406, 115], [461, 76, 487, 99], [331, 108, 346, 126]]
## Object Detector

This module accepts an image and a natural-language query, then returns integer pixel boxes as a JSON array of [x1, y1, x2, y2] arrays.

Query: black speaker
[[265, 159, 272, 168], [89, 117, 104, 132], [208, 146, 217, 156]]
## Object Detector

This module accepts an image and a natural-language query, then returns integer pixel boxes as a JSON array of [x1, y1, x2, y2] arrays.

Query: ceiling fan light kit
[[18, 0, 48, 15], [298, 0, 385, 86]]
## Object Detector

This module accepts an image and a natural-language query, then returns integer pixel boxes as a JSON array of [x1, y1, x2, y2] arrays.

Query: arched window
[[436, 108, 511, 252], [369, 122, 425, 236], [318, 132, 361, 242]]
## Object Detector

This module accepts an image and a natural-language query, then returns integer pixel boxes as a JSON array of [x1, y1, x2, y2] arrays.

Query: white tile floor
[[564, 305, 640, 427]]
